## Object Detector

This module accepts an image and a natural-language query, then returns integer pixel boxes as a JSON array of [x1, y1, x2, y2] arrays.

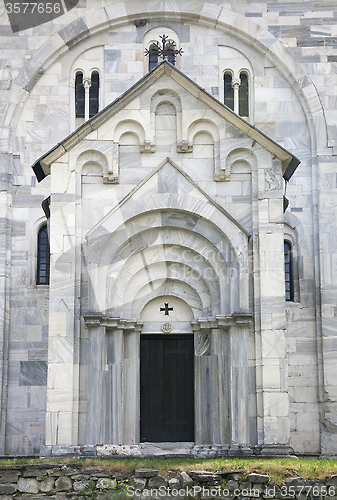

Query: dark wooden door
[[140, 334, 194, 442]]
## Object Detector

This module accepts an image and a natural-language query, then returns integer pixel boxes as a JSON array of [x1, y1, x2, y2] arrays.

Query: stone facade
[[0, 0, 336, 457]]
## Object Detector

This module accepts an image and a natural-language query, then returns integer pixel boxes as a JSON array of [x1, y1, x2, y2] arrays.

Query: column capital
[[83, 313, 143, 332], [191, 312, 253, 331]]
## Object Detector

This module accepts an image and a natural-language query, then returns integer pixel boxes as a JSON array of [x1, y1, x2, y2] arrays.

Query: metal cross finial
[[160, 303, 174, 316], [144, 34, 183, 62]]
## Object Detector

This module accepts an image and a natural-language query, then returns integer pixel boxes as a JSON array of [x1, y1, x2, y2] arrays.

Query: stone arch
[[224, 147, 257, 182], [8, 2, 325, 155], [77, 149, 108, 174], [187, 119, 219, 144], [150, 89, 182, 113], [140, 295, 194, 321], [87, 208, 244, 318], [114, 120, 146, 144], [150, 90, 182, 147]]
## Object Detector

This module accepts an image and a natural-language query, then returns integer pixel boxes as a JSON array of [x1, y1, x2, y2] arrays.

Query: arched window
[[239, 71, 249, 117], [224, 72, 234, 111], [37, 225, 50, 285], [149, 44, 159, 71], [89, 71, 99, 118], [284, 240, 293, 301], [75, 72, 85, 119]]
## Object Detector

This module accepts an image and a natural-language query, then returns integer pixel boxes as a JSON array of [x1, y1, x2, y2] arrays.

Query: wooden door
[[140, 334, 194, 442]]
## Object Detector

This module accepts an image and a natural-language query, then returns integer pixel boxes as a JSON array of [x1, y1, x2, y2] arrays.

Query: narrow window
[[75, 72, 85, 119], [167, 47, 176, 65], [224, 72, 234, 111], [149, 44, 159, 71], [89, 71, 99, 118], [239, 71, 249, 117], [37, 225, 50, 285], [284, 240, 293, 301]]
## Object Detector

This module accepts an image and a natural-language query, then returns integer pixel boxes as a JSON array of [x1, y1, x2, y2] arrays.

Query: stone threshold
[[40, 443, 294, 459]]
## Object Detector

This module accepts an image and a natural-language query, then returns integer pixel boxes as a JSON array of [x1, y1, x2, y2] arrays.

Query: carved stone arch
[[130, 278, 206, 320], [187, 119, 219, 161], [223, 147, 257, 182], [90, 209, 242, 318], [150, 89, 182, 149], [150, 89, 182, 113], [187, 119, 219, 144], [77, 149, 108, 173], [114, 120, 146, 144], [76, 148, 117, 184], [114, 119, 152, 155]]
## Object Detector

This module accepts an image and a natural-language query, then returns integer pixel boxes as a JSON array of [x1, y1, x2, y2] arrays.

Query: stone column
[[106, 328, 123, 445], [192, 315, 252, 448], [210, 327, 230, 444], [123, 329, 140, 444], [193, 328, 212, 444], [86, 325, 107, 444], [229, 325, 249, 449], [232, 79, 240, 115], [84, 318, 142, 446], [83, 78, 91, 122]]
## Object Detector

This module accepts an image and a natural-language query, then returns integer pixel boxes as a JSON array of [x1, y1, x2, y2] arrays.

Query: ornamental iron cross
[[144, 34, 184, 62], [160, 303, 174, 316]]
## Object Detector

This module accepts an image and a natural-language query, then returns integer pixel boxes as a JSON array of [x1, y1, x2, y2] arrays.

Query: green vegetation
[[0, 457, 336, 485]]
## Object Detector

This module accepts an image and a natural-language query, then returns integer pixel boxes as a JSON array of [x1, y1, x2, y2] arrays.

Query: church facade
[[1, 0, 337, 457]]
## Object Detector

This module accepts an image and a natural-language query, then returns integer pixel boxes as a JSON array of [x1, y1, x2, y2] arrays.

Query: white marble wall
[[0, 0, 335, 454]]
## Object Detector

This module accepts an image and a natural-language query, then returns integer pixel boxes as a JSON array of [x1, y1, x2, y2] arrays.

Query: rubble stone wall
[[0, 464, 337, 500]]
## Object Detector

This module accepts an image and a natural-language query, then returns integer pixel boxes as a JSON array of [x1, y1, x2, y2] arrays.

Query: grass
[[0, 457, 337, 485]]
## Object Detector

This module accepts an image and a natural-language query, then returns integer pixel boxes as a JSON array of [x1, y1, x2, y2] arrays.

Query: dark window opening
[[89, 71, 99, 118], [224, 72, 234, 111], [239, 72, 249, 117], [75, 72, 85, 119], [167, 47, 176, 65], [284, 240, 293, 301], [149, 45, 159, 71], [37, 225, 50, 285]]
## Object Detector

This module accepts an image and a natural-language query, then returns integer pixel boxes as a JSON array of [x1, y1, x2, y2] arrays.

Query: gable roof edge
[[32, 61, 300, 182], [85, 156, 251, 241]]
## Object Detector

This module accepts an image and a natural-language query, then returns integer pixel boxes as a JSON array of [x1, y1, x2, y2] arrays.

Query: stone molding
[[191, 313, 253, 331], [83, 314, 143, 331]]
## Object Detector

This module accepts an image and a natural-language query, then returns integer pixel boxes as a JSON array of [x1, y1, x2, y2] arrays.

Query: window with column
[[224, 70, 249, 118], [75, 70, 100, 121]]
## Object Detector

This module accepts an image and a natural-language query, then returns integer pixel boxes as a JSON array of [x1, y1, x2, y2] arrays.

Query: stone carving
[[195, 332, 210, 356], [162, 323, 172, 333]]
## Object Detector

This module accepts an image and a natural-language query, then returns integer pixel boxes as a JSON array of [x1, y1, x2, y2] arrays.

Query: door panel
[[140, 335, 194, 442]]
